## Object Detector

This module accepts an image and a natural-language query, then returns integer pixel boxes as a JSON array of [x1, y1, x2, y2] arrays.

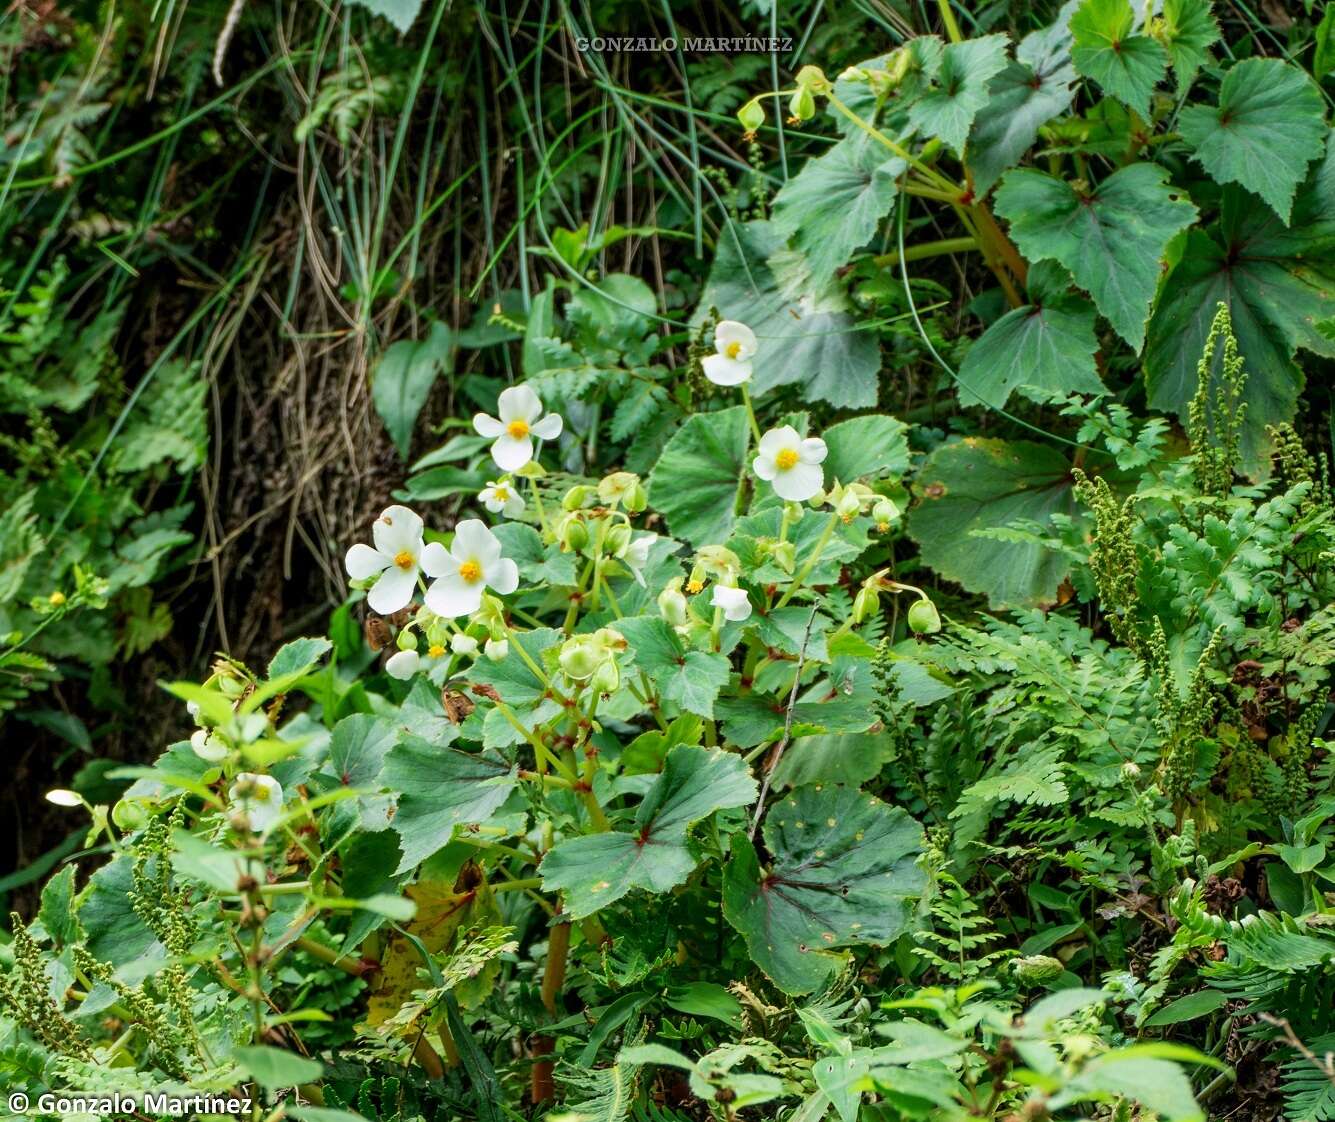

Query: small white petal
[[425, 573, 484, 617], [799, 437, 828, 465], [484, 638, 509, 660], [760, 425, 800, 455], [385, 650, 421, 680], [773, 461, 824, 502], [711, 584, 753, 622], [453, 519, 502, 566], [530, 412, 564, 440], [368, 564, 418, 615], [715, 320, 757, 360], [229, 774, 284, 833], [474, 413, 506, 438], [372, 505, 424, 557], [451, 633, 479, 655], [502, 493, 526, 518], [346, 542, 390, 580], [490, 557, 520, 596], [490, 433, 534, 471], [702, 354, 752, 386], [45, 789, 84, 807], [497, 384, 543, 423], [191, 728, 228, 762], [753, 454, 778, 481], [420, 541, 452, 578]]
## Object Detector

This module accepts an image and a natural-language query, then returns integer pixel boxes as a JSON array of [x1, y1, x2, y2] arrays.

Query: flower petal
[[759, 425, 798, 457], [490, 433, 534, 471], [773, 461, 823, 502], [368, 564, 418, 615], [345, 542, 390, 580], [497, 384, 542, 423], [425, 573, 484, 618], [530, 412, 563, 440], [474, 413, 505, 438], [799, 437, 828, 465], [420, 541, 452, 578], [372, 505, 424, 556], [714, 320, 757, 360], [385, 650, 421, 680], [503, 494, 526, 518], [753, 453, 777, 481], [453, 519, 501, 566], [489, 557, 520, 596], [701, 354, 752, 386]]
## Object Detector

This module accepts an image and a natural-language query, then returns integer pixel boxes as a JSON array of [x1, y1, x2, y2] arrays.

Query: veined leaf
[[372, 322, 453, 458], [908, 438, 1079, 608], [723, 784, 926, 994], [617, 615, 731, 719], [693, 220, 881, 408], [346, 0, 422, 33], [822, 413, 910, 483], [1160, 0, 1220, 88], [994, 163, 1196, 350], [1069, 0, 1167, 117], [771, 132, 905, 286], [907, 34, 1010, 155], [957, 261, 1103, 409], [541, 746, 756, 918], [648, 406, 749, 547], [1179, 58, 1327, 224], [381, 736, 517, 873]]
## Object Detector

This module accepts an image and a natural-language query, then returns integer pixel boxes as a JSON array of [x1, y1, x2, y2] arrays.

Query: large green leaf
[[957, 261, 1103, 409], [372, 322, 453, 458], [967, 34, 1076, 195], [693, 220, 881, 408], [327, 714, 398, 831], [1160, 0, 1220, 88], [1069, 0, 1167, 117], [1178, 58, 1327, 224], [771, 132, 904, 286], [541, 746, 756, 918], [647, 407, 749, 547], [617, 615, 731, 719], [994, 163, 1196, 350], [907, 34, 1010, 155], [381, 736, 518, 873], [822, 413, 910, 484], [908, 438, 1078, 608], [1145, 148, 1335, 471], [722, 785, 925, 994]]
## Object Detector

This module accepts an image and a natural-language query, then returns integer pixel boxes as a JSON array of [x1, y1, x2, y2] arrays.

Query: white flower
[[753, 426, 828, 503], [186, 700, 200, 719], [385, 649, 421, 680], [623, 532, 658, 586], [45, 789, 84, 807], [345, 505, 426, 616], [712, 584, 753, 622], [702, 321, 757, 386], [484, 637, 509, 660], [479, 478, 525, 518], [229, 773, 284, 833], [421, 519, 520, 617], [473, 385, 563, 472], [190, 728, 228, 762], [451, 633, 479, 655]]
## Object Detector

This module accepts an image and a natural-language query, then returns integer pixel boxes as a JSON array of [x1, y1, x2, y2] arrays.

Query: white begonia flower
[[702, 321, 757, 386], [190, 728, 228, 762], [712, 584, 753, 622], [421, 519, 520, 618], [484, 637, 509, 660], [385, 649, 421, 680], [753, 426, 828, 503], [480, 479, 525, 519], [473, 385, 563, 472], [344, 505, 427, 616], [451, 633, 479, 656], [229, 773, 284, 833], [622, 532, 659, 586]]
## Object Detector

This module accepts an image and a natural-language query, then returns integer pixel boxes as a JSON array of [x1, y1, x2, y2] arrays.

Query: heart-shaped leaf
[[648, 406, 749, 547], [372, 322, 453, 458], [616, 616, 732, 719], [723, 784, 926, 994]]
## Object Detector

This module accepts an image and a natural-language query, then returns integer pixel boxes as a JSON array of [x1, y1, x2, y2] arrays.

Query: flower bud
[[562, 485, 591, 512], [484, 637, 509, 661], [872, 497, 901, 526], [560, 637, 602, 681], [626, 481, 648, 514], [836, 489, 862, 521], [590, 657, 621, 694], [598, 471, 639, 507], [659, 581, 689, 627], [789, 85, 816, 122], [451, 633, 479, 656], [737, 98, 765, 133], [1012, 955, 1064, 985], [795, 64, 829, 93], [395, 628, 418, 652], [852, 584, 880, 624], [560, 515, 589, 552], [112, 798, 150, 831], [907, 597, 941, 635], [772, 541, 796, 574], [604, 521, 632, 558]]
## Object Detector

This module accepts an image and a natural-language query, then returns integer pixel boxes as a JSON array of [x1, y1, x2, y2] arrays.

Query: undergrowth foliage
[[2, 1, 1334, 1121]]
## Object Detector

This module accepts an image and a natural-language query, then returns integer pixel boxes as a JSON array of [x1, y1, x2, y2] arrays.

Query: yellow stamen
[[393, 550, 415, 570], [428, 644, 446, 658], [48, 591, 66, 606], [775, 448, 799, 471], [507, 419, 530, 439], [459, 560, 483, 583], [725, 341, 742, 359], [252, 786, 270, 803], [686, 578, 704, 594], [494, 487, 510, 501]]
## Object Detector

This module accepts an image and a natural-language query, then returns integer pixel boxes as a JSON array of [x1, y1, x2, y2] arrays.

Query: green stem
[[739, 382, 763, 444], [776, 512, 840, 609], [825, 92, 958, 194], [936, 0, 965, 43], [875, 236, 978, 267]]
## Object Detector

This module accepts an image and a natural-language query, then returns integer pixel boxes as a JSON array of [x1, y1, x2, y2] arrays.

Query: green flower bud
[[659, 581, 689, 627], [395, 628, 418, 652], [1012, 955, 1064, 985], [737, 98, 765, 133], [598, 471, 639, 507], [560, 515, 589, 552], [794, 64, 830, 93], [789, 85, 816, 122], [112, 798, 150, 831], [562, 485, 591, 512], [590, 657, 620, 694], [626, 481, 648, 514], [872, 497, 902, 526], [559, 637, 602, 681], [836, 490, 862, 520], [907, 597, 942, 635], [852, 584, 880, 624], [772, 540, 796, 574], [604, 521, 632, 558]]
